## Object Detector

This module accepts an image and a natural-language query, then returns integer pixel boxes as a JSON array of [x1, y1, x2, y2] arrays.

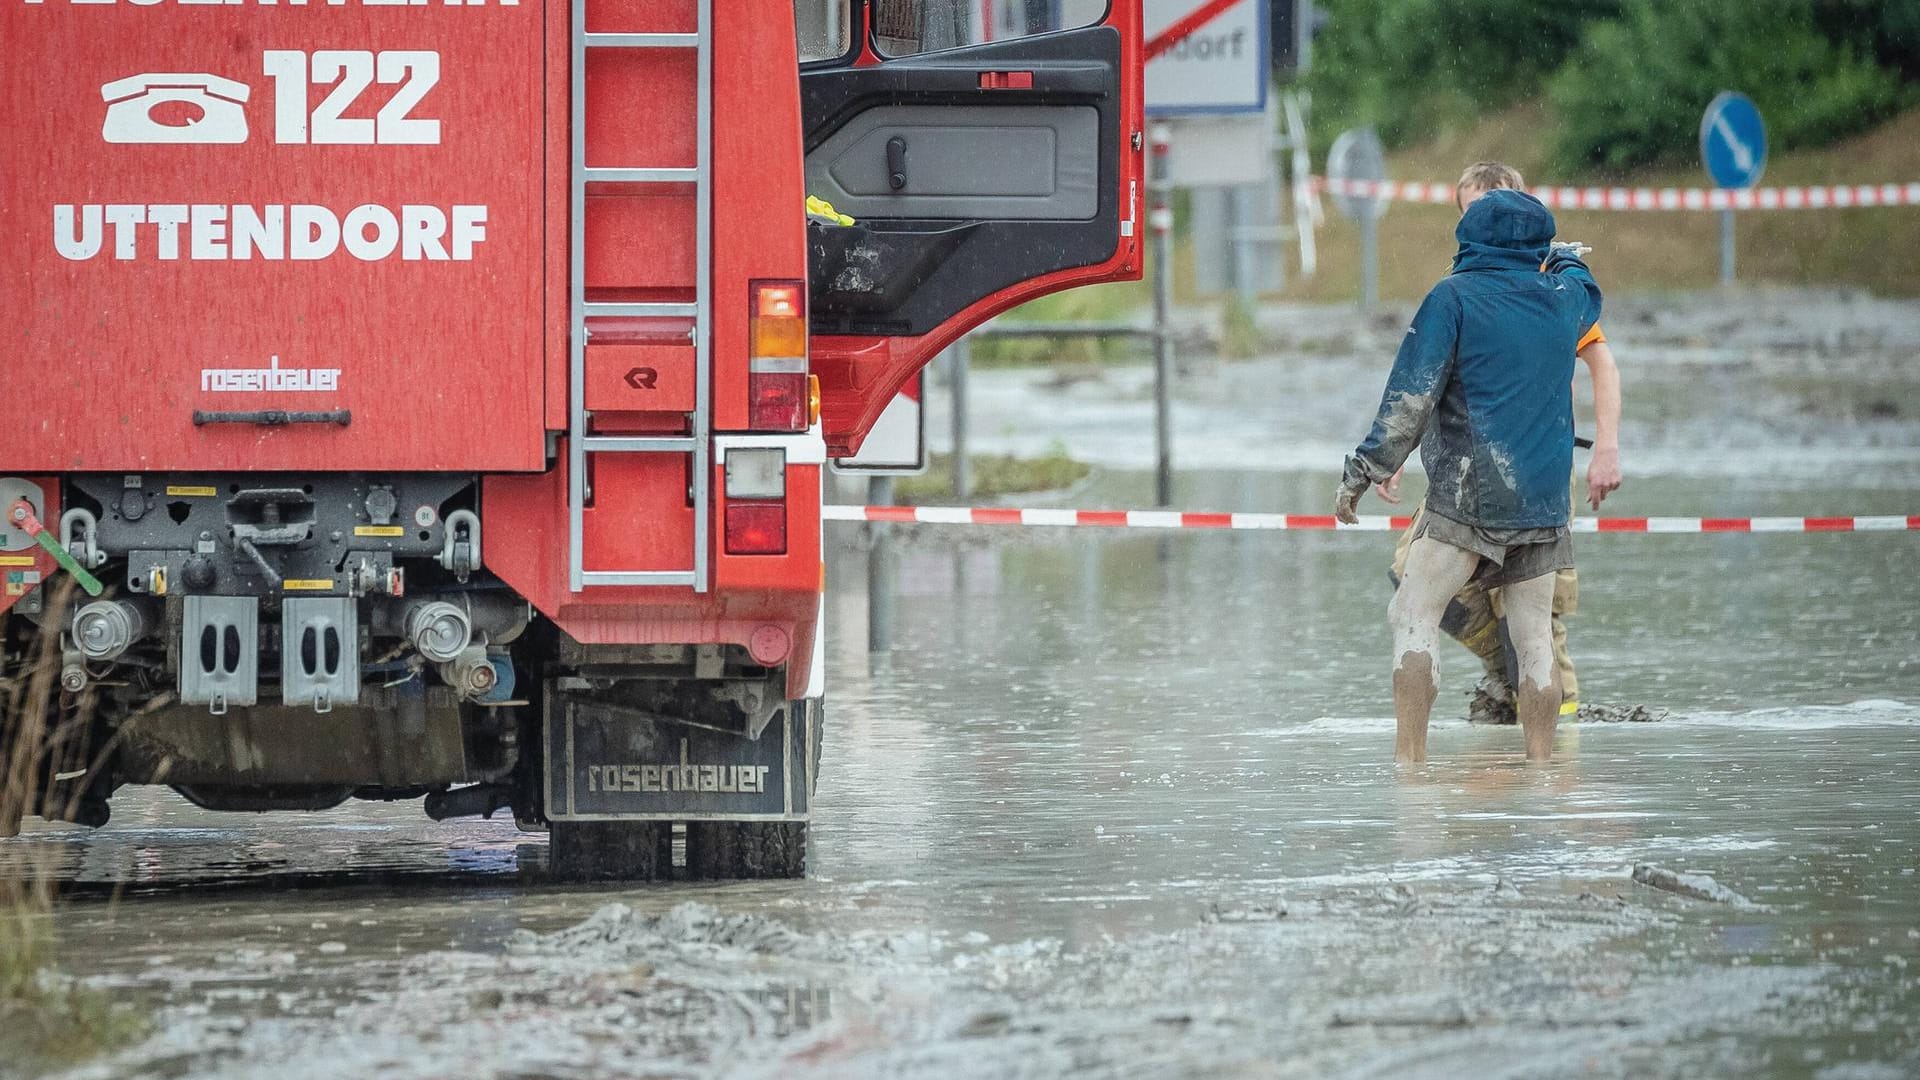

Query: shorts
[[1413, 508, 1573, 589]]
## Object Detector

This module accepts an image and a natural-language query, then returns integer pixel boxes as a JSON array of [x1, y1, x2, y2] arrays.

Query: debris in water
[[1375, 883, 1417, 905], [1468, 674, 1517, 725], [1631, 864, 1760, 908], [1577, 703, 1669, 723], [1469, 690, 1669, 726], [1330, 1001, 1474, 1029], [957, 1011, 1015, 1039], [1203, 901, 1287, 924], [508, 902, 808, 960]]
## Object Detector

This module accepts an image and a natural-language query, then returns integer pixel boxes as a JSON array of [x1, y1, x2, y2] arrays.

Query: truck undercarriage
[[2, 470, 818, 879]]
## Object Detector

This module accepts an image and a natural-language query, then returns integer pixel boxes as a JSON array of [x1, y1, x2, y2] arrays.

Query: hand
[[1550, 240, 1593, 258], [1585, 446, 1621, 509], [1374, 469, 1404, 505], [1543, 244, 1590, 275], [1334, 480, 1366, 524]]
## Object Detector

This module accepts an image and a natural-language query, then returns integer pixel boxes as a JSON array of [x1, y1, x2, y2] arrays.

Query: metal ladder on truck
[[567, 0, 712, 592]]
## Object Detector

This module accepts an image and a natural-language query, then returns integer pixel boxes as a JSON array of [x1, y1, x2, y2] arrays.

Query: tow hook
[[7, 498, 104, 597]]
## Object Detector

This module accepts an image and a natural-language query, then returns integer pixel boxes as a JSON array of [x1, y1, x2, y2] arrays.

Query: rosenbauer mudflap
[[1, 0, 547, 473]]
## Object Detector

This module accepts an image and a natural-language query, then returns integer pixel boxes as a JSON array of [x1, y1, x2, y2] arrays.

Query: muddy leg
[[1551, 611, 1577, 710], [1387, 537, 1481, 763], [1552, 567, 1579, 710], [1502, 573, 1561, 761]]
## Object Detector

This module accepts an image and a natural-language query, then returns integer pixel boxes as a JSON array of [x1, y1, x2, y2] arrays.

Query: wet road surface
[[6, 462, 1918, 1079]]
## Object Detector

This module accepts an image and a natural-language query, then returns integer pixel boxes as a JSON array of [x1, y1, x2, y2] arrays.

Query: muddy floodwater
[[8, 292, 1920, 1078]]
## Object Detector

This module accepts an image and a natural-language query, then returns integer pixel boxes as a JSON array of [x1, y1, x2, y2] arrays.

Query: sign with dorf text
[[1145, 0, 1269, 116]]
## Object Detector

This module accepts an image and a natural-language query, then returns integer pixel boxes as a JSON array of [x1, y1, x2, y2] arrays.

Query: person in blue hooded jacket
[[1335, 188, 1601, 763]]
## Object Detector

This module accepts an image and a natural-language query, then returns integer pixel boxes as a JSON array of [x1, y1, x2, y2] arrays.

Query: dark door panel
[[810, 105, 1101, 221], [801, 26, 1125, 337]]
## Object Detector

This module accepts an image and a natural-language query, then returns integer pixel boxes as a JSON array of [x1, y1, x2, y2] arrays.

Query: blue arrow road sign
[[1700, 92, 1768, 189]]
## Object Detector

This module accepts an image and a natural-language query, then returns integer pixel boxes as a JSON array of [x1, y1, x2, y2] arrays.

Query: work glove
[[1334, 455, 1372, 524], [1334, 481, 1366, 525], [1542, 243, 1591, 276]]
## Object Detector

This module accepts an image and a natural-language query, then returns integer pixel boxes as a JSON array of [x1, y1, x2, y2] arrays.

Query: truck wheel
[[686, 821, 807, 880], [547, 821, 670, 881]]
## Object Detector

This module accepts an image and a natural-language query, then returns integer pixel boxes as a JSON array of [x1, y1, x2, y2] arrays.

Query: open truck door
[[799, 0, 1144, 456]]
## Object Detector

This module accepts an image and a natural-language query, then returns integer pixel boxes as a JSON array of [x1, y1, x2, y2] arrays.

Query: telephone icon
[[101, 72, 251, 144]]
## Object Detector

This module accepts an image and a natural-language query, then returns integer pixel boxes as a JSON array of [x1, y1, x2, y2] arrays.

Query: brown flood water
[[3, 465, 1916, 1079]]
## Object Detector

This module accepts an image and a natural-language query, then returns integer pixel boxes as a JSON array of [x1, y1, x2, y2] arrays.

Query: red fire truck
[[0, 0, 1142, 878]]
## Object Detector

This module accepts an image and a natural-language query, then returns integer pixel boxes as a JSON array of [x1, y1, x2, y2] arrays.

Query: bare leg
[[1501, 572, 1561, 761], [1387, 537, 1481, 763]]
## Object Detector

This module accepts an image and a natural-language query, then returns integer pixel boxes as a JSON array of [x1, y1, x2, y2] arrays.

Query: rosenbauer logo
[[201, 355, 341, 393]]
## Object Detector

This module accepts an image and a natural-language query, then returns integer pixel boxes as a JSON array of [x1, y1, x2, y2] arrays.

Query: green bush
[[1307, 0, 1614, 151], [1549, 0, 1906, 173], [1815, 0, 1920, 78]]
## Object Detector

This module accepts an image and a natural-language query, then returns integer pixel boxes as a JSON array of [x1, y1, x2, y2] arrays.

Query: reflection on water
[[7, 468, 1918, 1077]]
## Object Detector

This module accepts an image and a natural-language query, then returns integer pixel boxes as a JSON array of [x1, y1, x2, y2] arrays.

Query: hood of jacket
[[1450, 188, 1556, 274]]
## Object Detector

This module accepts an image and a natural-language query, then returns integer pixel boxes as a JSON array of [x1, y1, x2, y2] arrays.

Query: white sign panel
[[1162, 111, 1274, 187], [1145, 0, 1268, 116]]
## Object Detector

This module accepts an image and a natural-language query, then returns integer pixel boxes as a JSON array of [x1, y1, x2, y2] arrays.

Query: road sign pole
[[1360, 211, 1379, 313], [1151, 124, 1175, 508], [1719, 208, 1735, 285], [949, 340, 971, 500], [1701, 92, 1765, 289], [1327, 127, 1387, 310], [867, 475, 896, 655]]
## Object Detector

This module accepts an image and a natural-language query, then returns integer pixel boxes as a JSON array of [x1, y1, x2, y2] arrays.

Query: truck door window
[[795, 0, 853, 63], [873, 0, 1109, 56]]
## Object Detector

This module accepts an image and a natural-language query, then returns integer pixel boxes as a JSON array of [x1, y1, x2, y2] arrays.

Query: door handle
[[886, 136, 907, 191], [193, 409, 352, 427]]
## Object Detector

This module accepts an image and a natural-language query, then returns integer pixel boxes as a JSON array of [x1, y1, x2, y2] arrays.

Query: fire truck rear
[[0, 0, 1142, 878]]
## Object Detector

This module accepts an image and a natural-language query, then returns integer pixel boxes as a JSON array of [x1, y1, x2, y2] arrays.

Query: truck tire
[[686, 821, 807, 880], [548, 820, 669, 881]]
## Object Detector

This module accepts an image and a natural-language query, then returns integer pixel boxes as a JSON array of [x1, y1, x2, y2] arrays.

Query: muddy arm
[[1344, 287, 1461, 488]]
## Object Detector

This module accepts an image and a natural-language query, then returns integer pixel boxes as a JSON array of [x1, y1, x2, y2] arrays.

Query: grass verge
[[971, 281, 1153, 368], [1298, 103, 1920, 303], [893, 449, 1092, 505]]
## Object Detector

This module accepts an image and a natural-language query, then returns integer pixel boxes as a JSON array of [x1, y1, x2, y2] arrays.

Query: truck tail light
[[724, 502, 786, 555], [749, 280, 808, 432], [724, 448, 787, 555]]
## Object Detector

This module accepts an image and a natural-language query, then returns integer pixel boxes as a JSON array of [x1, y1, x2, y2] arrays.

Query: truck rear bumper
[[544, 689, 815, 822]]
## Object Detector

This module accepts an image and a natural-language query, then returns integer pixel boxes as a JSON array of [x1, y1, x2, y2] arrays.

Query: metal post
[[949, 340, 971, 500], [1228, 184, 1264, 306], [1221, 187, 1251, 299], [1359, 211, 1379, 313], [866, 475, 896, 654], [1282, 92, 1317, 279], [1150, 124, 1175, 508], [1719, 208, 1735, 286]]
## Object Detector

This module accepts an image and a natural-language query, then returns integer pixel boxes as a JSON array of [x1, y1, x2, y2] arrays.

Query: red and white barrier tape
[[1313, 176, 1920, 212], [826, 505, 1920, 534]]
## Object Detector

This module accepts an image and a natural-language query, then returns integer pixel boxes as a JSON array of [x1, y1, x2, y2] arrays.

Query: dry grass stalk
[[1, 580, 148, 1064]]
